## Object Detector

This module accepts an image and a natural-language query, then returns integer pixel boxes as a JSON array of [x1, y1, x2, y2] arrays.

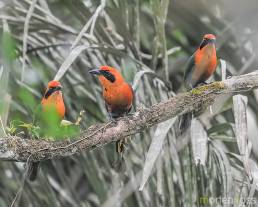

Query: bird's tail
[[27, 162, 40, 181], [178, 112, 192, 136]]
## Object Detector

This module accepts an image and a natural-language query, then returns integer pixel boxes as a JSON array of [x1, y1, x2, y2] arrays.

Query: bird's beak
[[200, 38, 216, 49], [89, 69, 101, 75]]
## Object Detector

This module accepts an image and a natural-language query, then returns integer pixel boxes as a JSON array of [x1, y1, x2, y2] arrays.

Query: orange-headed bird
[[184, 34, 217, 89], [41, 80, 65, 119], [89, 66, 134, 154], [28, 80, 65, 181], [180, 34, 217, 134]]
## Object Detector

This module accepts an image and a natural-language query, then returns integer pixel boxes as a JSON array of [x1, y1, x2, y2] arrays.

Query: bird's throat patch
[[44, 86, 61, 99], [101, 70, 116, 83]]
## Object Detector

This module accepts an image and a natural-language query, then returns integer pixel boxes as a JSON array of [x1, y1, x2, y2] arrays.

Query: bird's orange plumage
[[28, 80, 65, 181], [41, 80, 65, 119], [89, 65, 134, 155], [97, 66, 133, 118], [184, 34, 217, 88], [194, 43, 217, 82], [180, 34, 217, 135]]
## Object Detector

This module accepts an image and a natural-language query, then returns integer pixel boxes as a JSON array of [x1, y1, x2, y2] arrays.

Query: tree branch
[[1, 71, 258, 162]]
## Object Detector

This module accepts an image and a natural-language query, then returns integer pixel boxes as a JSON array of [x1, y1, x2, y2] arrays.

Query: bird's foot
[[197, 81, 208, 87], [126, 113, 134, 117], [108, 118, 119, 127]]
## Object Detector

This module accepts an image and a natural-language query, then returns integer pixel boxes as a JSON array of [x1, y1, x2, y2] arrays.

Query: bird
[[89, 65, 134, 156], [184, 33, 217, 89], [27, 80, 65, 181], [41, 80, 65, 119], [180, 34, 217, 134]]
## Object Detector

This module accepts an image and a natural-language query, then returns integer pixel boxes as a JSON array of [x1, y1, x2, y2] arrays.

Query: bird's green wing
[[183, 53, 195, 89]]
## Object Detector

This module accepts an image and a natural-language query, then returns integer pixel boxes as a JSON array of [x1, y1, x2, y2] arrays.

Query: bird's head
[[199, 34, 216, 50], [89, 65, 124, 87], [44, 80, 62, 99]]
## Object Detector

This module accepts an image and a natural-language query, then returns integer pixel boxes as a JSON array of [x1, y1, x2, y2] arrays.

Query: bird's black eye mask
[[199, 38, 215, 50], [100, 70, 116, 83], [44, 86, 62, 99]]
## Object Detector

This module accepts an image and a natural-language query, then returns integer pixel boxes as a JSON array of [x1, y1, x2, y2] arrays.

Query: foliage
[[0, 0, 258, 206]]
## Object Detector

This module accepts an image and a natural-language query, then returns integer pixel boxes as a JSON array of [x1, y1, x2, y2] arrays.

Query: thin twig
[[89, 0, 106, 36], [10, 155, 32, 207], [26, 43, 72, 53], [70, 0, 106, 49], [70, 18, 93, 49]]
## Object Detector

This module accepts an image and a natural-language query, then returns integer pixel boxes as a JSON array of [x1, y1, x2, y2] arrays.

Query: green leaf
[[207, 123, 233, 135], [2, 32, 17, 61], [18, 88, 37, 111]]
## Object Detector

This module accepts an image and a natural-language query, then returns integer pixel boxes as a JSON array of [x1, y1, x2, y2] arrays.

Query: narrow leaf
[[139, 118, 176, 191], [0, 66, 3, 79], [247, 159, 258, 189], [212, 141, 234, 198], [54, 45, 91, 81], [132, 70, 154, 91], [233, 95, 250, 165], [190, 119, 208, 165], [220, 59, 227, 81]]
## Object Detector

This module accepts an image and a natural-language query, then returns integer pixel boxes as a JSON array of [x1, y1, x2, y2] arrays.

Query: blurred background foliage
[[0, 0, 258, 206]]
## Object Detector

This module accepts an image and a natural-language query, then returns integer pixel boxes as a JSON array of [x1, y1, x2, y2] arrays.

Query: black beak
[[44, 86, 62, 99], [89, 68, 116, 83], [199, 38, 216, 50], [89, 69, 101, 75]]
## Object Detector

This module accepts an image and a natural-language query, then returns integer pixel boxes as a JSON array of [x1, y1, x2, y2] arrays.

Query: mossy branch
[[0, 71, 258, 162]]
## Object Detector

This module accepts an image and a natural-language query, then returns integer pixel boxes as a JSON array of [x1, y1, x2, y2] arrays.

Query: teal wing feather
[[183, 53, 196, 89]]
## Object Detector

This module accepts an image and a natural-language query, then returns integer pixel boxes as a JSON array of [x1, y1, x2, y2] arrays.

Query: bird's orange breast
[[193, 44, 217, 83], [41, 91, 65, 119], [103, 82, 133, 110]]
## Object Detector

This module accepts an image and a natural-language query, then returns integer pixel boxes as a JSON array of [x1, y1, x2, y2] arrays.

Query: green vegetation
[[0, 0, 258, 207]]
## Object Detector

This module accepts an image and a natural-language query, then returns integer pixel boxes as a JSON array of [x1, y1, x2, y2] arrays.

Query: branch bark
[[1, 71, 258, 162]]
